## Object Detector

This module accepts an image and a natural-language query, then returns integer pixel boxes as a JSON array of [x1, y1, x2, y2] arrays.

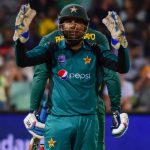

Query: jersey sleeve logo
[[83, 56, 91, 64]]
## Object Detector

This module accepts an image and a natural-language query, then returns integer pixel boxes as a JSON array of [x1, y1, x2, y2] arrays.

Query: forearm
[[15, 40, 27, 67], [100, 46, 130, 73], [117, 46, 130, 73], [30, 64, 49, 112], [110, 98, 121, 112], [15, 40, 49, 67], [107, 85, 121, 112], [103, 68, 121, 112], [30, 78, 47, 112]]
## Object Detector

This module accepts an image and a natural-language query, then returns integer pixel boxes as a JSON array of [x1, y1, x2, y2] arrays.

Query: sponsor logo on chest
[[58, 69, 91, 80]]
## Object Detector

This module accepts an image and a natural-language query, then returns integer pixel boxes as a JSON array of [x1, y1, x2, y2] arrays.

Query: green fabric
[[30, 63, 49, 111], [97, 98, 105, 150], [49, 41, 97, 116], [27, 39, 121, 115], [87, 28, 121, 112], [30, 32, 59, 111], [44, 115, 99, 150], [102, 67, 121, 112], [58, 4, 90, 23], [30, 29, 121, 150]]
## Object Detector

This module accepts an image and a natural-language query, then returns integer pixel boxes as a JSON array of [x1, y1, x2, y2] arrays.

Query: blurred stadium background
[[0, 0, 150, 150]]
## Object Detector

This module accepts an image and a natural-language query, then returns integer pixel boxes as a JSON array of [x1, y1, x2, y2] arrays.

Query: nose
[[70, 20, 76, 24], [70, 20, 76, 28]]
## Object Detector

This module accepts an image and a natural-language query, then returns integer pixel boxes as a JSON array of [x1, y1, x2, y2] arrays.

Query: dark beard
[[65, 38, 83, 46]]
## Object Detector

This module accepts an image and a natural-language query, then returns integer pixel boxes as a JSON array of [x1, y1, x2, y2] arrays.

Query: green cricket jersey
[[15, 28, 129, 115], [30, 29, 121, 113]]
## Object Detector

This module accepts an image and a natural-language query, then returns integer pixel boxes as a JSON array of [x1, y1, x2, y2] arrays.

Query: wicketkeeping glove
[[102, 11, 128, 49], [111, 111, 129, 138], [13, 4, 36, 43]]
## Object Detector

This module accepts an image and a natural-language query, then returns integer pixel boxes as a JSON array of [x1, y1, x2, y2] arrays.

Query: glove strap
[[111, 111, 121, 129]]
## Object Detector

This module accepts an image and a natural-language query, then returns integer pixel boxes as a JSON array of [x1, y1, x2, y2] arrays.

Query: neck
[[67, 40, 83, 51], [70, 42, 82, 50]]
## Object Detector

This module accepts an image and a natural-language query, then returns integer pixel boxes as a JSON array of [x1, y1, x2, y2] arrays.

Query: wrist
[[111, 107, 121, 114], [19, 30, 29, 43], [111, 37, 120, 49], [119, 32, 128, 48], [120, 37, 128, 48], [112, 111, 120, 118]]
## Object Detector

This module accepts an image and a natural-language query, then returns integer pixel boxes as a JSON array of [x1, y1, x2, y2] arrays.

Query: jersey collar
[[58, 39, 91, 51]]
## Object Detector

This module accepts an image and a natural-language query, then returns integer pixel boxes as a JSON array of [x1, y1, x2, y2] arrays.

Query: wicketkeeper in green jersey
[[14, 4, 129, 150], [29, 65, 122, 150], [28, 22, 125, 150]]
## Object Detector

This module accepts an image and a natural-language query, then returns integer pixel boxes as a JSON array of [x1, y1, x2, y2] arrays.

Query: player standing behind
[[13, 4, 129, 150]]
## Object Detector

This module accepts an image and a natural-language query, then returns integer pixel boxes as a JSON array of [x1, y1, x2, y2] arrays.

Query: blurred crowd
[[0, 0, 150, 113]]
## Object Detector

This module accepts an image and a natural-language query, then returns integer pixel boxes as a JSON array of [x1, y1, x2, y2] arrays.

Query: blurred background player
[[0, 56, 10, 110]]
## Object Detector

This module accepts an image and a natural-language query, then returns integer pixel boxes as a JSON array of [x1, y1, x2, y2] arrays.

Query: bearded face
[[59, 18, 88, 41]]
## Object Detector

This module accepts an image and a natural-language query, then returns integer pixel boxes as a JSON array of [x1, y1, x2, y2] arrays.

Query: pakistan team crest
[[83, 56, 91, 64], [48, 137, 56, 148]]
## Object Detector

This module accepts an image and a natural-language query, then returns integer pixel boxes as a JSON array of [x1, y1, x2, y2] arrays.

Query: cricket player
[[29, 65, 121, 150], [14, 4, 129, 150], [29, 29, 122, 150]]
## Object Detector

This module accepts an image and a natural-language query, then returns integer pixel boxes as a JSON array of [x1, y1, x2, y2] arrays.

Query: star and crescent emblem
[[48, 138, 56, 148], [70, 6, 78, 13], [83, 56, 91, 64]]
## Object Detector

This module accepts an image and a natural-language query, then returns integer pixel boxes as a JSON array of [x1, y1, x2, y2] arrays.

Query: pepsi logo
[[58, 69, 68, 80]]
